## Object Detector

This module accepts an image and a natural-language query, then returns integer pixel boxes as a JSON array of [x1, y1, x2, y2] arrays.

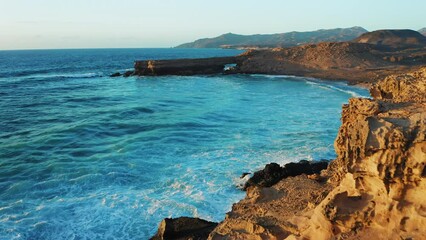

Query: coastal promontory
[[133, 30, 426, 85]]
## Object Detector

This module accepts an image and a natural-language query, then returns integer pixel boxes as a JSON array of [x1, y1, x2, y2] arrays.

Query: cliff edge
[[207, 68, 426, 239]]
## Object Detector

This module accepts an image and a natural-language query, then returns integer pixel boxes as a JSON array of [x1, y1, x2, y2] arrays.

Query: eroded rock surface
[[208, 68, 426, 239], [210, 175, 332, 240], [370, 67, 426, 103]]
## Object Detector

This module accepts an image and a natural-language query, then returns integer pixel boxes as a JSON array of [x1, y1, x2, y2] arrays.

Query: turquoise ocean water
[[0, 48, 368, 239]]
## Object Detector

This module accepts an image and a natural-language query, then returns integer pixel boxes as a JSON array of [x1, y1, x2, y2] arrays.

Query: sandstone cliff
[[208, 68, 426, 239]]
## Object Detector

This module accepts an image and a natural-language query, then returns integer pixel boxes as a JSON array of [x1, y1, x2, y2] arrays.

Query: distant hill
[[176, 27, 368, 48], [419, 28, 426, 36], [354, 29, 426, 48]]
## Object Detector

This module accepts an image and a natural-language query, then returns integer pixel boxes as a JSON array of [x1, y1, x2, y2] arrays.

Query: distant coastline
[[123, 30, 426, 87], [176, 26, 426, 49]]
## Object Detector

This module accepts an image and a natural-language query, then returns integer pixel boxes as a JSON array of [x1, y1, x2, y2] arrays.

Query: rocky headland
[[152, 67, 426, 239], [130, 30, 426, 86], [235, 30, 426, 84]]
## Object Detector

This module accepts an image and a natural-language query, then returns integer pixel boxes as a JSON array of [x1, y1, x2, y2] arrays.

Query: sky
[[1, 0, 425, 50]]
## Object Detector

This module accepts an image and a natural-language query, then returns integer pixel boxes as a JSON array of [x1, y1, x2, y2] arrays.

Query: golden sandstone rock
[[208, 68, 426, 240]]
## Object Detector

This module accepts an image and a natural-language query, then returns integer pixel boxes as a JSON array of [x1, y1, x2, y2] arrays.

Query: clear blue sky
[[1, 0, 425, 50]]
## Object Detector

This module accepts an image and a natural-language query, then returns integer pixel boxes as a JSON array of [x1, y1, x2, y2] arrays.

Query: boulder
[[110, 72, 121, 77], [123, 71, 134, 77], [243, 160, 329, 190], [150, 217, 218, 240]]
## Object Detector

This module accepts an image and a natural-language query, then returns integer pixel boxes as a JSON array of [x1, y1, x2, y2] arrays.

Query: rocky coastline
[[107, 31, 419, 83], [121, 39, 426, 86], [128, 30, 426, 239], [151, 67, 426, 239]]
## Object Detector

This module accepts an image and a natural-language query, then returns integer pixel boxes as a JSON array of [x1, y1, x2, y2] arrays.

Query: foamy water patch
[[304, 79, 368, 97]]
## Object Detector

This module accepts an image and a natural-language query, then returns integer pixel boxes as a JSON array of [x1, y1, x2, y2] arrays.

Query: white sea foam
[[23, 72, 102, 79], [305, 79, 362, 97]]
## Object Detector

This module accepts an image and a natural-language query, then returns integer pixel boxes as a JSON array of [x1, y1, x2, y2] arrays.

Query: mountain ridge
[[176, 27, 368, 48]]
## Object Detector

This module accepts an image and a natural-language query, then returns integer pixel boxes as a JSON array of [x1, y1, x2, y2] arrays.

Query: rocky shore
[[128, 43, 425, 86], [137, 30, 426, 239], [235, 41, 426, 84], [152, 68, 426, 239]]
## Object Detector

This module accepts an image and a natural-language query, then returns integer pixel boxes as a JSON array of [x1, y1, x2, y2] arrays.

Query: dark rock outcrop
[[151, 217, 218, 240], [243, 160, 329, 190], [134, 57, 236, 76], [123, 70, 134, 77], [110, 72, 121, 77], [110, 71, 134, 77]]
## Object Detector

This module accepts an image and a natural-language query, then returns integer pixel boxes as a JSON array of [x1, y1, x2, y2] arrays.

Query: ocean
[[0, 48, 369, 239]]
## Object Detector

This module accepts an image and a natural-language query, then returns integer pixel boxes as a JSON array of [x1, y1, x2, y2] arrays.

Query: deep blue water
[[0, 48, 368, 239]]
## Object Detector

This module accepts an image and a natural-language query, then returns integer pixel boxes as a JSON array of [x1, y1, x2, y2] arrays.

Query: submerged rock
[[110, 71, 134, 77], [150, 217, 218, 240]]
